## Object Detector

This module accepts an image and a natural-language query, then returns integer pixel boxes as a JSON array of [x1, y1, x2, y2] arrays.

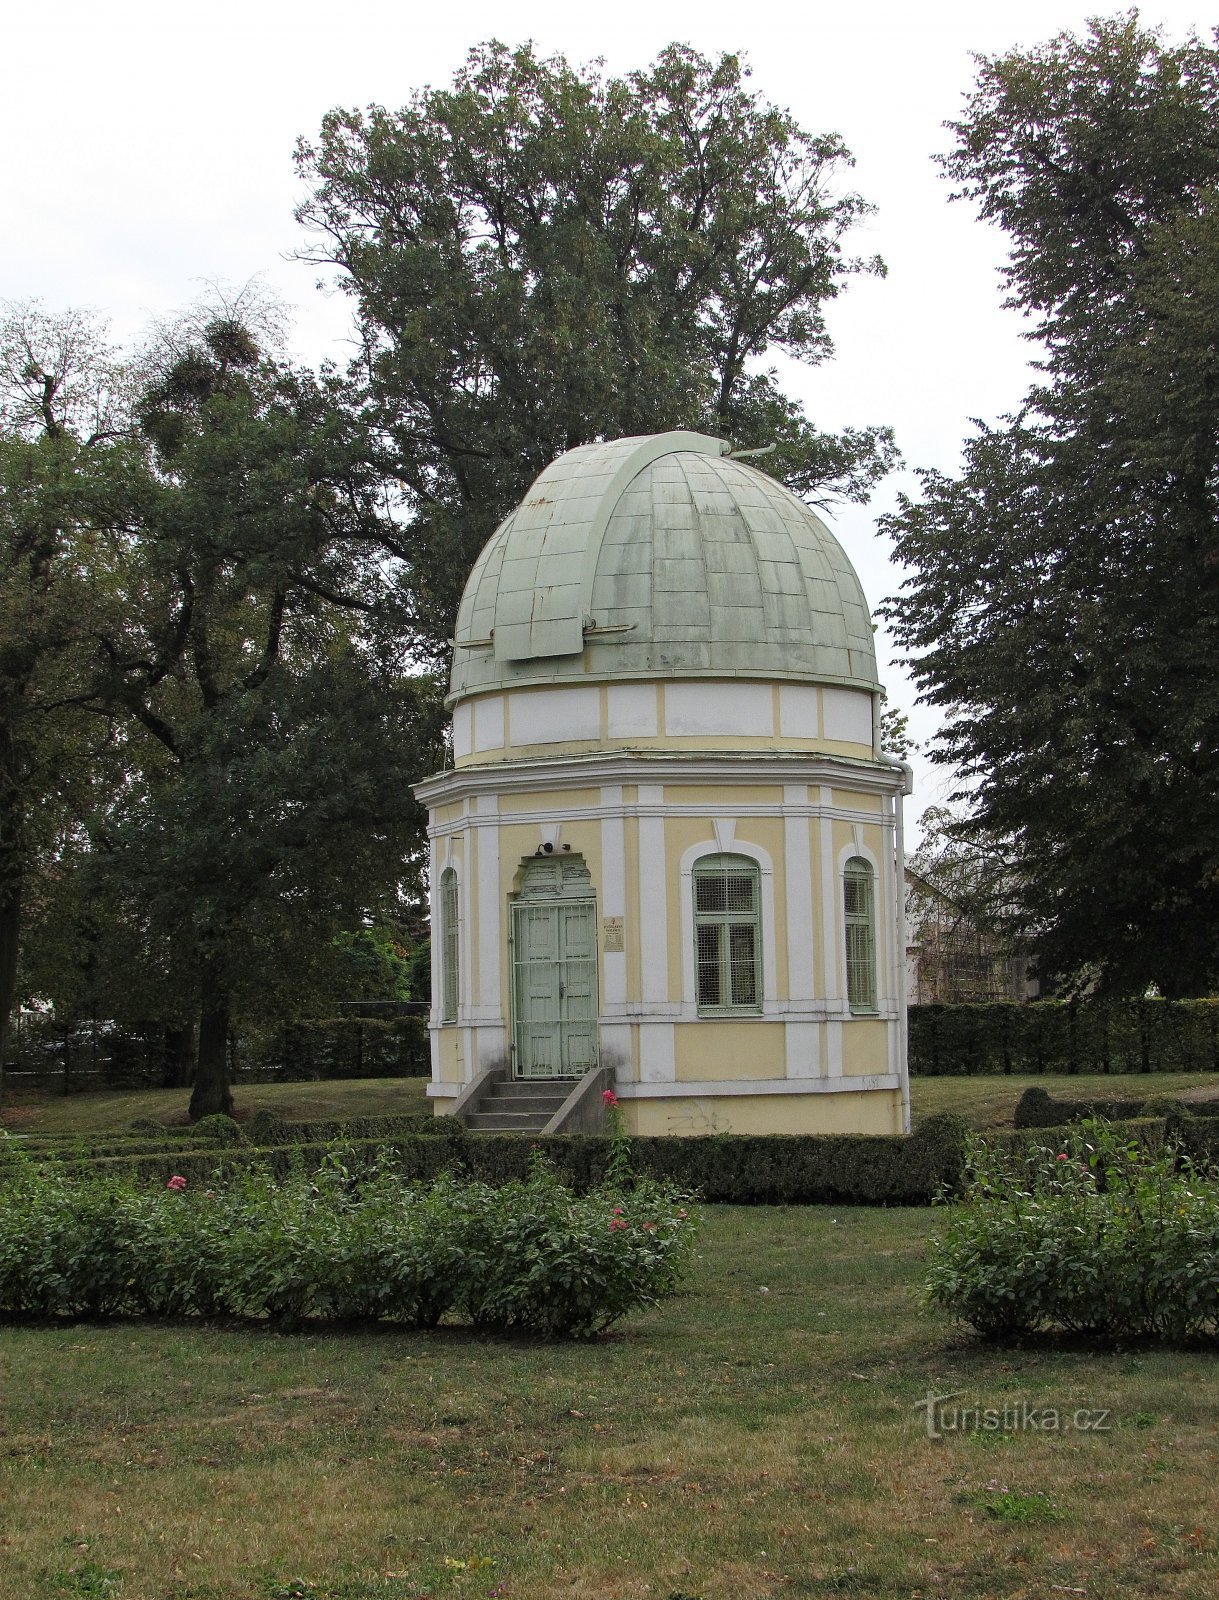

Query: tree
[[0, 302, 137, 1097], [883, 16, 1219, 997], [87, 317, 444, 1116], [295, 41, 898, 658]]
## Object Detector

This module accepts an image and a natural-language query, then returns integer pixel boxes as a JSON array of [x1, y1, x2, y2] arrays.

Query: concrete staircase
[[462, 1076, 576, 1133]]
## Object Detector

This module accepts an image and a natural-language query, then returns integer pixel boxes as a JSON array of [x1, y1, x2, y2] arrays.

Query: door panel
[[512, 898, 598, 1078]]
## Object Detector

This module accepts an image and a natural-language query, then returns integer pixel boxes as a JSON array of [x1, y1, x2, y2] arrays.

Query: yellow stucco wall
[[627, 1088, 903, 1137], [435, 1028, 465, 1084], [842, 1019, 889, 1076], [674, 1022, 786, 1080]]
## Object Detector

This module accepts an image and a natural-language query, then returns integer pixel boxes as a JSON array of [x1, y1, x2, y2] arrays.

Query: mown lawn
[[5, 1069, 1218, 1139], [1, 1205, 1216, 1600], [909, 1071, 1219, 1129], [0, 1077, 430, 1136]]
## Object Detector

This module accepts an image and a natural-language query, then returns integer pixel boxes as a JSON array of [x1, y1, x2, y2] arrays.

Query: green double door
[[511, 898, 598, 1079]]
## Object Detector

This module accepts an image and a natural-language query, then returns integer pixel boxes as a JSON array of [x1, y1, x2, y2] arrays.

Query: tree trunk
[[162, 1024, 197, 1088], [189, 970, 234, 1120], [0, 848, 22, 1110]]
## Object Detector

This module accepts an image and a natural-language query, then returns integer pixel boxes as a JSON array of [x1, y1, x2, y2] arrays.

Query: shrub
[[454, 1161, 696, 1338], [0, 1145, 698, 1338], [925, 1120, 1219, 1342], [192, 1114, 244, 1145]]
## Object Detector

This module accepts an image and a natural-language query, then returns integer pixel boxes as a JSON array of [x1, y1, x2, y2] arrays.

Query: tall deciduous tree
[[0, 302, 136, 1097], [884, 16, 1219, 997], [90, 318, 443, 1116], [295, 41, 897, 658]]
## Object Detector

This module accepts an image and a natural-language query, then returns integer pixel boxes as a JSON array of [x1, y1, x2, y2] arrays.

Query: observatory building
[[414, 431, 911, 1135]]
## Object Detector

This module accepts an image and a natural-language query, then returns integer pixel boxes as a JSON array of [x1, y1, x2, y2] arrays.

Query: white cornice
[[415, 749, 904, 806]]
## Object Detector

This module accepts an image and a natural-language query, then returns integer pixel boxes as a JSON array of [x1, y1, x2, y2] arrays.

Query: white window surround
[[836, 840, 883, 1016], [679, 837, 778, 1016], [439, 866, 460, 1024]]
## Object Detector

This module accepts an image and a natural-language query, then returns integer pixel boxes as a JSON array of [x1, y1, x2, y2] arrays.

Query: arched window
[[844, 856, 877, 1013], [439, 868, 459, 1023], [693, 854, 762, 1013]]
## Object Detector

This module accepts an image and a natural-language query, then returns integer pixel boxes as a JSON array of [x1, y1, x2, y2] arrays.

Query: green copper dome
[[449, 431, 879, 705]]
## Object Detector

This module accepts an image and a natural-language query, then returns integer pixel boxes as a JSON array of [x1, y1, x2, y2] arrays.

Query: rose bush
[[925, 1120, 1219, 1342], [0, 1142, 697, 1337]]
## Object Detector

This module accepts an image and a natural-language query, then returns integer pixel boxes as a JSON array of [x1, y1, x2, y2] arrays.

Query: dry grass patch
[[0, 1207, 1216, 1599]]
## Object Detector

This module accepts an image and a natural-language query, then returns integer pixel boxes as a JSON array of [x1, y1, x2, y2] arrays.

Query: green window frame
[[693, 853, 762, 1014], [844, 856, 877, 1013], [440, 867, 459, 1023]]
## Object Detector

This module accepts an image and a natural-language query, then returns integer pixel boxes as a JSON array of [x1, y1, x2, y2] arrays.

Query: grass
[[909, 1071, 1219, 1129], [1, 1205, 1217, 1600], [0, 1078, 430, 1136], [5, 1069, 1218, 1139]]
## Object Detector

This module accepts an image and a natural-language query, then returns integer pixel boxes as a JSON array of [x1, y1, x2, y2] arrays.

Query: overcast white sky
[[3, 1, 1210, 829]]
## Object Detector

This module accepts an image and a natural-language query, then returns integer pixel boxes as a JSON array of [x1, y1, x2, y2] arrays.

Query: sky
[[3, 0, 1211, 832]]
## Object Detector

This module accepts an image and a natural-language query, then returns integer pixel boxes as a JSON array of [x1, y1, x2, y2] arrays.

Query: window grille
[[440, 868, 459, 1023], [844, 856, 877, 1013], [693, 855, 762, 1012]]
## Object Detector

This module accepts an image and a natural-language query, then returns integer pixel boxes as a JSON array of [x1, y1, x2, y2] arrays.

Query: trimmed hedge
[[1014, 1086, 1219, 1129], [909, 998, 1219, 1076], [5, 1114, 973, 1206], [4, 1014, 429, 1090]]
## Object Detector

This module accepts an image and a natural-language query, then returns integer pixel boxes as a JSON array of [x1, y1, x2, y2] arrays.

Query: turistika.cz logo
[[914, 1391, 1112, 1440]]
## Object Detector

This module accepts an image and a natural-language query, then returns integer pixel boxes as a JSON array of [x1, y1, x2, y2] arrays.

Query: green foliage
[[925, 1120, 1219, 1341], [883, 16, 1219, 997], [329, 927, 414, 1002], [0, 302, 143, 1087], [1012, 1086, 1219, 1129], [296, 40, 897, 657], [909, 999, 1219, 1076], [15, 1114, 971, 1206], [0, 1147, 698, 1338], [190, 1113, 243, 1144]]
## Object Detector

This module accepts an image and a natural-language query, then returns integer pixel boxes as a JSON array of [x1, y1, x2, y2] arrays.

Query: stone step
[[465, 1111, 553, 1132], [483, 1087, 568, 1108], [490, 1078, 580, 1098]]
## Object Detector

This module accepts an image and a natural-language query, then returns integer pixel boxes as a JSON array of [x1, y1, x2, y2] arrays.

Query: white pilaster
[[475, 793, 501, 1017], [638, 1022, 676, 1083], [638, 784, 669, 1006], [818, 787, 839, 1002], [784, 785, 815, 1005]]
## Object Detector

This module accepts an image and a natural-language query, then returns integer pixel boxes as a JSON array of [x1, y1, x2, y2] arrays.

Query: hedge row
[[5, 1115, 973, 1205], [909, 998, 1219, 1076], [1, 1114, 444, 1170], [1014, 1086, 1219, 1129], [4, 1015, 429, 1090]]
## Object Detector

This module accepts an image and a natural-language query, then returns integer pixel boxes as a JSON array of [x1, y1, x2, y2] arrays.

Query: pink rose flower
[[166, 1175, 187, 1191], [609, 1218, 628, 1232], [602, 1089, 619, 1107]]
